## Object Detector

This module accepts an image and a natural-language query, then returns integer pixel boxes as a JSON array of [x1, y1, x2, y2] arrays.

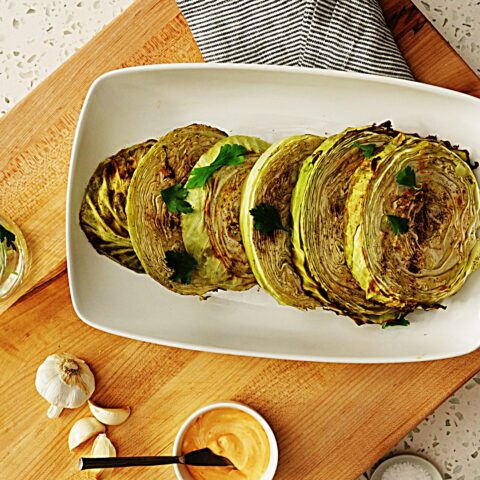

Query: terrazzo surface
[[411, 0, 480, 77], [1, 1, 479, 479], [0, 0, 133, 114], [358, 372, 480, 480]]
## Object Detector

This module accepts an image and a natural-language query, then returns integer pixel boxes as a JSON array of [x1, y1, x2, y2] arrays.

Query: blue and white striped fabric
[[177, 0, 413, 81]]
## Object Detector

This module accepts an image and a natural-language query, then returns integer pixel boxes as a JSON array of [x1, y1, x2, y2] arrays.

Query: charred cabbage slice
[[79, 140, 156, 272], [240, 135, 324, 309], [345, 134, 480, 309], [182, 136, 270, 291], [126, 124, 227, 294], [292, 125, 405, 324]]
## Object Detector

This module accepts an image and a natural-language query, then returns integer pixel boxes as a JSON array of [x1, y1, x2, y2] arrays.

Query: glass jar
[[0, 215, 29, 301]]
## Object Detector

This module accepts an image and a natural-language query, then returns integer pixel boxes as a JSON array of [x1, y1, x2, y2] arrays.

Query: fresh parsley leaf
[[396, 165, 420, 190], [250, 203, 288, 235], [0, 224, 16, 251], [165, 250, 197, 284], [381, 317, 410, 329], [387, 215, 409, 235], [353, 141, 376, 158], [185, 144, 247, 189], [161, 184, 193, 214]]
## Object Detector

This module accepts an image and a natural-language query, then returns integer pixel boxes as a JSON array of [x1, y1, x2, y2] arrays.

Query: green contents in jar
[[0, 216, 28, 301]]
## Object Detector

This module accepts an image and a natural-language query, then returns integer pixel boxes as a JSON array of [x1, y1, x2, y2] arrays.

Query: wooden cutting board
[[0, 1, 479, 479]]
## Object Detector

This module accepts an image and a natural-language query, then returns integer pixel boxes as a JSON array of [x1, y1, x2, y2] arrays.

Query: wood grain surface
[[0, 0, 479, 479], [2, 275, 480, 480]]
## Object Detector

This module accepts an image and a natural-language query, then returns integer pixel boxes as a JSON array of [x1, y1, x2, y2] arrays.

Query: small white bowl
[[173, 401, 278, 480], [371, 454, 442, 480]]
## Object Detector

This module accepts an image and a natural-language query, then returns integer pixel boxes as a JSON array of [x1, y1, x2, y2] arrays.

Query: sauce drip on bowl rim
[[181, 407, 270, 480]]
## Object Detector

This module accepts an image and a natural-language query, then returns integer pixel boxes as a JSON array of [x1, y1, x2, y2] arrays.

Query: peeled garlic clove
[[88, 400, 131, 426], [69, 417, 105, 451], [91, 433, 116, 456], [35, 353, 95, 418], [89, 434, 116, 478]]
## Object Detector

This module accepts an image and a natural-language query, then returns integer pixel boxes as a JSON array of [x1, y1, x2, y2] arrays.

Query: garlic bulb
[[69, 417, 105, 451], [90, 434, 116, 478], [88, 400, 131, 425], [35, 353, 95, 418]]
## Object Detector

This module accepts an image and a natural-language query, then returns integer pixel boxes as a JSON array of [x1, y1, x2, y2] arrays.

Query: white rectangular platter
[[67, 64, 480, 363]]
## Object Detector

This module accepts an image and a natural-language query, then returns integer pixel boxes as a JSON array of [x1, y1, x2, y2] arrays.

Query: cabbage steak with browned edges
[[291, 124, 409, 324], [79, 139, 156, 273], [126, 124, 227, 294], [240, 134, 324, 309], [182, 136, 270, 291], [345, 133, 480, 310]]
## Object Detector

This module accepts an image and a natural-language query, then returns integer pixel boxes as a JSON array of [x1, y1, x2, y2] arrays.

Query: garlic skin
[[35, 353, 95, 418], [88, 400, 131, 426], [69, 417, 105, 451], [89, 433, 116, 478]]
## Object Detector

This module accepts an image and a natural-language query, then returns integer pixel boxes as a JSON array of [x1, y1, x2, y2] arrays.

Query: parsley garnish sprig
[[165, 250, 197, 284], [396, 165, 420, 190], [353, 141, 376, 159], [185, 144, 247, 189], [382, 317, 410, 329], [387, 215, 409, 236], [0, 224, 16, 251], [250, 203, 288, 235], [162, 144, 249, 214], [161, 184, 193, 214]]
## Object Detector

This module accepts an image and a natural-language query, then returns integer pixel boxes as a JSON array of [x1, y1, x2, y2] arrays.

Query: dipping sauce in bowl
[[174, 402, 278, 480]]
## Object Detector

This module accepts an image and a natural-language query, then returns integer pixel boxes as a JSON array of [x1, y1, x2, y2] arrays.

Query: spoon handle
[[79, 456, 181, 470]]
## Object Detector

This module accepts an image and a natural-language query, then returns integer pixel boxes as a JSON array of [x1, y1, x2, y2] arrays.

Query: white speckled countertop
[[359, 373, 480, 480], [411, 0, 480, 77], [1, 1, 479, 479], [0, 0, 132, 114]]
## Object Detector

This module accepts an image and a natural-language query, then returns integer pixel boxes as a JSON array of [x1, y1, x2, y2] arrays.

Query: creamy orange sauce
[[181, 408, 270, 480]]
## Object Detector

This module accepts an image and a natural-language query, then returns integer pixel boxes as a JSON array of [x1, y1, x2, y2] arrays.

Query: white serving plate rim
[[66, 63, 480, 364]]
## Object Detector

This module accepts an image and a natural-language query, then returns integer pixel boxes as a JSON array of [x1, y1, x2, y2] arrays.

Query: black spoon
[[79, 448, 234, 470]]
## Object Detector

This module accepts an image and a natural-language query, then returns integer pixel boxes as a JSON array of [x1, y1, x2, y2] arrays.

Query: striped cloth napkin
[[176, 0, 413, 81]]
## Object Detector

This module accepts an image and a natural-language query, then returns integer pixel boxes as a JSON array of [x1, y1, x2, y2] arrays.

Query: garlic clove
[[88, 400, 131, 426], [89, 433, 116, 478], [91, 433, 116, 457], [36, 353, 95, 418], [68, 417, 105, 451]]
